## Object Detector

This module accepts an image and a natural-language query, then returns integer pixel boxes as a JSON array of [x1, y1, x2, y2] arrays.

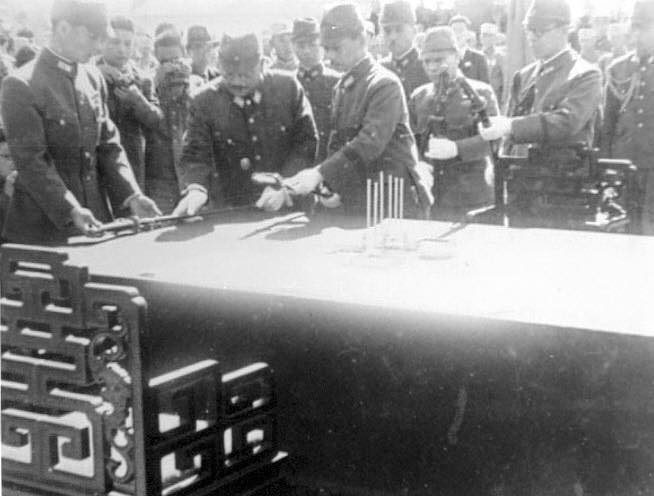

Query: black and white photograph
[[0, 0, 652, 494]]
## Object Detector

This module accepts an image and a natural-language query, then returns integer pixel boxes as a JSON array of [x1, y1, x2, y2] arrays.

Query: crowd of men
[[0, 0, 652, 245]]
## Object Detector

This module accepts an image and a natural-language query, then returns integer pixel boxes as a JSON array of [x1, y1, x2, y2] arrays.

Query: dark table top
[[63, 211, 654, 338]]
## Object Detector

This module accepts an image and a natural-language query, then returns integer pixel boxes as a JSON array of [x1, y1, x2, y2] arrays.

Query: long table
[[63, 211, 654, 495]]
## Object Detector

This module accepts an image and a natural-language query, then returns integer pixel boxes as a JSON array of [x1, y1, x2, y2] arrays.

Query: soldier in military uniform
[[601, 0, 654, 234], [172, 33, 317, 216], [292, 17, 340, 163], [480, 0, 601, 153], [186, 25, 220, 84], [96, 15, 164, 190], [379, 0, 429, 102], [284, 3, 431, 215], [269, 22, 299, 72], [449, 15, 491, 84], [410, 26, 499, 220], [146, 27, 192, 213], [478, 0, 602, 224], [0, 0, 160, 244]]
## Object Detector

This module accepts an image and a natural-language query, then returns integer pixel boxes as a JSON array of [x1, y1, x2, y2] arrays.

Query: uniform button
[[254, 154, 261, 161], [280, 125, 286, 132], [638, 108, 644, 114], [637, 123, 644, 128], [251, 135, 258, 142], [248, 117, 255, 124], [641, 66, 646, 72], [240, 157, 251, 170], [227, 138, 234, 145], [639, 95, 644, 100], [84, 151, 92, 158], [59, 119, 65, 126]]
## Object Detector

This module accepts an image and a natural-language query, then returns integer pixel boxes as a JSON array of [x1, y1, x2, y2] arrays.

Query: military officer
[[478, 0, 602, 224], [379, 0, 429, 102], [97, 15, 164, 190], [410, 26, 499, 220], [479, 0, 602, 152], [601, 0, 654, 234], [449, 15, 491, 84], [186, 25, 220, 84], [0, 0, 160, 244], [172, 32, 317, 216], [292, 17, 341, 162], [284, 3, 431, 215]]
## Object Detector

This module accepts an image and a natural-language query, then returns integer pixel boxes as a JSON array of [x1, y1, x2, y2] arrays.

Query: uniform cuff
[[181, 183, 208, 196]]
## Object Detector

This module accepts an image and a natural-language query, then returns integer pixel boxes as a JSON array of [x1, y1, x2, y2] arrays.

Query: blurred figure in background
[[598, 22, 630, 78], [449, 14, 490, 83], [97, 15, 163, 190], [146, 25, 192, 212], [186, 25, 220, 84], [578, 27, 604, 64], [133, 31, 158, 77], [292, 17, 340, 162], [269, 21, 298, 71], [480, 22, 505, 107], [380, 0, 429, 102]]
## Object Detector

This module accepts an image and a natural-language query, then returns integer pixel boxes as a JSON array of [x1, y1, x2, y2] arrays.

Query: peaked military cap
[[320, 3, 365, 44], [631, 0, 654, 28], [524, 0, 571, 30], [187, 25, 213, 47], [51, 0, 114, 39], [380, 1, 417, 26], [292, 17, 320, 42], [218, 33, 262, 70]]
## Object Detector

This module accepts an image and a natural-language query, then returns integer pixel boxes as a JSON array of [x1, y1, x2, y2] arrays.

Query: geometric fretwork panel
[[1, 244, 287, 496]]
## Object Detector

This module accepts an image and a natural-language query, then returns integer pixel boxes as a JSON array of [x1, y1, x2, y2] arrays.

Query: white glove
[[319, 192, 342, 208], [425, 138, 458, 160], [478, 116, 513, 141], [255, 186, 293, 212], [283, 167, 323, 196], [172, 189, 208, 217]]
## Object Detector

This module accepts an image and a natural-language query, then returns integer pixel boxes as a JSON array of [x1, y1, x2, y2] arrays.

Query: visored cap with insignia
[[292, 17, 320, 42], [380, 1, 416, 26], [320, 3, 365, 45], [631, 0, 654, 29], [523, 0, 571, 31], [218, 33, 262, 71], [51, 0, 114, 39]]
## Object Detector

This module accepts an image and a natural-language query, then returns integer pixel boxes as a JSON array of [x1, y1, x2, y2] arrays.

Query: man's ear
[[53, 19, 72, 39]]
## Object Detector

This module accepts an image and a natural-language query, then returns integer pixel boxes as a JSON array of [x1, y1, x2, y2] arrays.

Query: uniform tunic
[[459, 48, 490, 84], [318, 55, 422, 213], [0, 48, 140, 244], [297, 63, 340, 162], [410, 73, 499, 217], [381, 46, 429, 105], [179, 70, 317, 207], [601, 52, 654, 234], [506, 48, 602, 151]]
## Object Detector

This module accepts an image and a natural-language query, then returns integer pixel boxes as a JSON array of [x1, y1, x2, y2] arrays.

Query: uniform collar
[[42, 46, 77, 79], [339, 54, 373, 90], [232, 89, 262, 108], [393, 46, 418, 69], [537, 46, 572, 76], [298, 63, 324, 81]]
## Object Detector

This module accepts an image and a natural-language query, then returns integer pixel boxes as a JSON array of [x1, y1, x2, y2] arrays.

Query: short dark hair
[[155, 22, 176, 37], [449, 14, 471, 28], [110, 15, 135, 34]]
